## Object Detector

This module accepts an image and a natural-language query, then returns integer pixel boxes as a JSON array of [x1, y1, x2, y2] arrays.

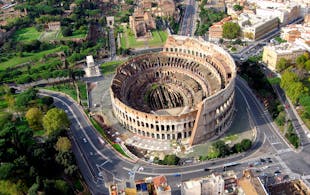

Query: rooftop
[[86, 55, 94, 64], [238, 170, 268, 195], [265, 42, 306, 54], [238, 13, 276, 29]]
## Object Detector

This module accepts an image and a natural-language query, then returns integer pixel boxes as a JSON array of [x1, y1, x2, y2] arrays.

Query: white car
[[99, 138, 105, 144], [83, 138, 87, 143]]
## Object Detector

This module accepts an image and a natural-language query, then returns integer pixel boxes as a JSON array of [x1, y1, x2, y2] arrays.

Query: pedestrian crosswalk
[[268, 135, 282, 145], [277, 148, 291, 154]]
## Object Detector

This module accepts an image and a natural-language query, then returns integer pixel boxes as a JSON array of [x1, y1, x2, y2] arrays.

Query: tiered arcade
[[110, 36, 236, 145]]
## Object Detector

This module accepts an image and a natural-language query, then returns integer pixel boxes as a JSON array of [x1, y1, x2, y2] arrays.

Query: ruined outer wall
[[110, 35, 236, 145], [189, 79, 235, 145], [163, 36, 236, 145], [111, 92, 197, 140]]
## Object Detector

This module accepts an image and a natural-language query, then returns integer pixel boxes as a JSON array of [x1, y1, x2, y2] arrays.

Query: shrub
[[162, 154, 180, 165]]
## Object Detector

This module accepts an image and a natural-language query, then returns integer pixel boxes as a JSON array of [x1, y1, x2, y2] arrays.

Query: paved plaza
[[88, 74, 254, 154]]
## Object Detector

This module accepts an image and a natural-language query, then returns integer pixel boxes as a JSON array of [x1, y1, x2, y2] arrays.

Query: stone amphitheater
[[110, 35, 236, 145]]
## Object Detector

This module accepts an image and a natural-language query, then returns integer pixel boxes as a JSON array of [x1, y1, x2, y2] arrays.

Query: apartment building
[[246, 0, 301, 25], [238, 13, 278, 40], [262, 42, 306, 70], [182, 171, 238, 195], [208, 16, 232, 41], [281, 24, 310, 42]]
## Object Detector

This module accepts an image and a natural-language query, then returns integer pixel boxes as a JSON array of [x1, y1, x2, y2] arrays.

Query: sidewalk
[[272, 82, 310, 151], [125, 135, 172, 152]]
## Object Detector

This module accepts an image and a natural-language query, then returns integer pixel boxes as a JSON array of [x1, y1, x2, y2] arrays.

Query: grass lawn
[[90, 117, 107, 140], [39, 30, 62, 42], [0, 46, 68, 70], [77, 81, 87, 101], [58, 30, 87, 40], [112, 143, 129, 158], [120, 34, 127, 49], [221, 134, 238, 143], [0, 100, 8, 110], [121, 28, 168, 49], [44, 82, 77, 101], [12, 27, 42, 42], [268, 77, 281, 85], [69, 30, 87, 38], [90, 117, 129, 158], [298, 109, 310, 130], [100, 60, 124, 75]]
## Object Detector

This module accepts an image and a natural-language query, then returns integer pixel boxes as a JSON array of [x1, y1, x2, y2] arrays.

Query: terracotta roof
[[153, 175, 167, 187]]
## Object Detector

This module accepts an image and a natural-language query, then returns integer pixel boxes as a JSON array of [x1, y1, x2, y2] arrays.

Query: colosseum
[[110, 35, 236, 145]]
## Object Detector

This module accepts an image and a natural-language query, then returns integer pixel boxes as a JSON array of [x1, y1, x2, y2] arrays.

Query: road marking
[[237, 80, 293, 152], [277, 148, 291, 154], [99, 161, 110, 167], [270, 142, 282, 145], [40, 93, 110, 161], [302, 175, 310, 179], [114, 177, 122, 182], [123, 166, 203, 176]]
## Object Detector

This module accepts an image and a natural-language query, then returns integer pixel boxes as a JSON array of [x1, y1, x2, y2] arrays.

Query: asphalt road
[[38, 75, 310, 194], [179, 0, 196, 36]]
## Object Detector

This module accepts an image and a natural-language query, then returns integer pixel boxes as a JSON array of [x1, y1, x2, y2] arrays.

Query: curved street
[[39, 76, 310, 194]]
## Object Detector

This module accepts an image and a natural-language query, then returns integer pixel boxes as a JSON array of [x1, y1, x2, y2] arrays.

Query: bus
[[223, 162, 240, 171]]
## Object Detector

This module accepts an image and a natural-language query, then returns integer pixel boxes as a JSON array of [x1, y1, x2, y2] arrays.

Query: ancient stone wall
[[110, 35, 236, 145]]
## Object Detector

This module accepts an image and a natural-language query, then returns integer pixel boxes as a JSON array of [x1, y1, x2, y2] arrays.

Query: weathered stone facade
[[129, 8, 156, 38], [110, 36, 236, 145]]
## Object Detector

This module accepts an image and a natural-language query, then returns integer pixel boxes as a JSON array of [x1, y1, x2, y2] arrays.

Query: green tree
[[285, 133, 300, 148], [162, 154, 180, 165], [125, 0, 134, 5], [240, 139, 252, 151], [207, 145, 220, 159], [0, 112, 12, 127], [55, 137, 71, 152], [28, 183, 39, 195], [232, 143, 243, 153], [5, 94, 15, 112], [25, 108, 43, 130], [42, 108, 70, 136], [233, 4, 243, 11], [287, 82, 308, 104], [222, 22, 240, 39], [62, 27, 72, 36], [276, 58, 289, 71], [296, 53, 308, 67], [275, 111, 286, 126], [280, 70, 298, 90], [64, 164, 78, 175], [0, 163, 14, 179], [207, 140, 230, 159], [15, 88, 37, 110], [305, 60, 310, 71]]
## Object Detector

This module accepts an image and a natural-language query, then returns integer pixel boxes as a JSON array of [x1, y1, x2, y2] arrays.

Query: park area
[[0, 46, 67, 70], [120, 28, 168, 49], [43, 81, 87, 102], [12, 27, 87, 43], [12, 27, 42, 42], [100, 60, 124, 75]]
